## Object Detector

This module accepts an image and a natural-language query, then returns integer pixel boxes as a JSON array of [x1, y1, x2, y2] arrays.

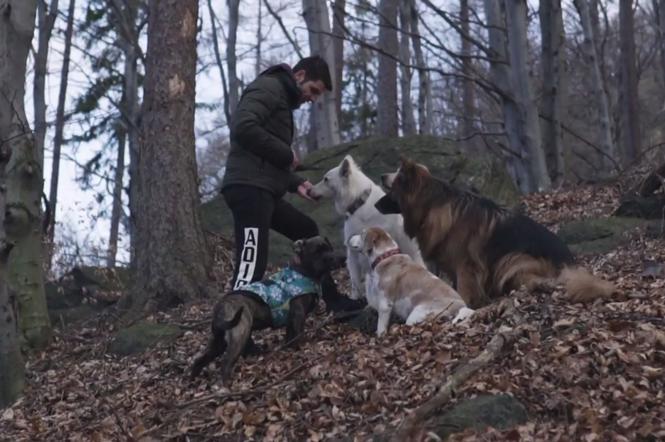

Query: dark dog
[[375, 157, 615, 309], [190, 236, 345, 383]]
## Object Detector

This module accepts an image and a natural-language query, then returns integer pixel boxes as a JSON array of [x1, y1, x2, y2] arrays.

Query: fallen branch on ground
[[394, 301, 527, 441]]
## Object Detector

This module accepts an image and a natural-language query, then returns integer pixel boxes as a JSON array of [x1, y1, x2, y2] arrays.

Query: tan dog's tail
[[558, 267, 615, 303]]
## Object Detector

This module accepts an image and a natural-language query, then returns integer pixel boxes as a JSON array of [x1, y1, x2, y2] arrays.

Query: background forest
[[1, 0, 664, 440]]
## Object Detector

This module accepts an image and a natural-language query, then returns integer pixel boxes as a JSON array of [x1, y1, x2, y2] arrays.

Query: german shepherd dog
[[375, 158, 615, 309]]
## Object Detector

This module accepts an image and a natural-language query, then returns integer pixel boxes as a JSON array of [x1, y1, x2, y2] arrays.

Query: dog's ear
[[293, 239, 305, 255], [340, 157, 351, 178], [347, 234, 362, 251]]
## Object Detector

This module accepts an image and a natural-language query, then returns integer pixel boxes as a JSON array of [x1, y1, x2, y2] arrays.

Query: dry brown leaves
[[1, 183, 664, 441]]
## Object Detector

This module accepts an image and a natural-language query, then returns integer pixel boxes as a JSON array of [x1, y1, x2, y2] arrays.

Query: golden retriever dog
[[348, 227, 473, 336]]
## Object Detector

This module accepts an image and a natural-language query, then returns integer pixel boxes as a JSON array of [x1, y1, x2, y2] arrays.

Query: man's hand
[[291, 148, 300, 170], [297, 181, 315, 201]]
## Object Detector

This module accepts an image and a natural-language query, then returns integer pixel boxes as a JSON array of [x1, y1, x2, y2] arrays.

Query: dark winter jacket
[[222, 64, 305, 197]]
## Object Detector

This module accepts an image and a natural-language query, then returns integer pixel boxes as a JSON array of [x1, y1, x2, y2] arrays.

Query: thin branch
[[263, 0, 304, 59]]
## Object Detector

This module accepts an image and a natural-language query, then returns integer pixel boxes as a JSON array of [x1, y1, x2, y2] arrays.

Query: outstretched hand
[[297, 181, 315, 202]]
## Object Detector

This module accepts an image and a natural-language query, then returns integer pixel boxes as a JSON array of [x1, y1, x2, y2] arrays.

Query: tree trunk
[[110, 0, 141, 270], [207, 0, 231, 124], [655, 0, 665, 92], [303, 0, 341, 150], [255, 0, 262, 77], [107, 126, 125, 268], [332, 0, 346, 124], [0, 146, 21, 407], [377, 0, 399, 137], [539, 0, 566, 185], [398, 0, 417, 136], [409, 0, 432, 135], [573, 0, 617, 171], [47, 0, 76, 268], [459, 0, 478, 148], [484, 0, 550, 193], [619, 0, 641, 163], [227, 0, 240, 115], [504, 0, 551, 192], [129, 0, 209, 313], [2, 0, 52, 349], [0, 0, 32, 406], [33, 0, 60, 160]]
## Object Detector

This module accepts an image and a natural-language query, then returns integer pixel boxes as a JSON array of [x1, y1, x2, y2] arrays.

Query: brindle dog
[[190, 236, 345, 383]]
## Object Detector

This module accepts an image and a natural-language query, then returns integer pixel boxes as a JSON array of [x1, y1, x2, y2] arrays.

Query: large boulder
[[201, 135, 519, 264]]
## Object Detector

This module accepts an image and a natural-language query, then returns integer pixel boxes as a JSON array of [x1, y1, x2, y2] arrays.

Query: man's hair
[[293, 55, 333, 92]]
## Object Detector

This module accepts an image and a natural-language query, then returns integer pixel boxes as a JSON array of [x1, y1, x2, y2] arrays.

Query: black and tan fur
[[375, 157, 615, 309]]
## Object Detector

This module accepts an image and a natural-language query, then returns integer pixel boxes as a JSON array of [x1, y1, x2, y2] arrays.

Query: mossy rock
[[201, 135, 518, 264], [558, 216, 655, 255], [108, 322, 183, 356], [427, 394, 527, 438]]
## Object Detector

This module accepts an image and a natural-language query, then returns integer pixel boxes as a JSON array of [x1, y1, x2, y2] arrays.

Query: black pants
[[223, 185, 318, 290]]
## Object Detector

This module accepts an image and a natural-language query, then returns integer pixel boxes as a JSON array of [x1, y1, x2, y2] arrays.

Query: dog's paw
[[452, 307, 475, 324]]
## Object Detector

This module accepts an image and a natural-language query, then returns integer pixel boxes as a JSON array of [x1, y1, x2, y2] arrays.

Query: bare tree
[[399, 0, 417, 135], [573, 0, 617, 170], [127, 0, 209, 314], [332, 0, 346, 124], [3, 1, 53, 349], [207, 0, 231, 124], [539, 0, 566, 185], [227, 0, 240, 115], [255, 0, 263, 77], [655, 0, 665, 90], [409, 0, 432, 134], [377, 0, 399, 137], [47, 0, 76, 268], [33, 0, 60, 157], [0, 0, 33, 405], [459, 0, 477, 144], [303, 0, 341, 149], [619, 0, 641, 163]]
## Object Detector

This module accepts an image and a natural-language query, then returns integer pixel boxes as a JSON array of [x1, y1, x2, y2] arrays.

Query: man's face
[[294, 70, 326, 105]]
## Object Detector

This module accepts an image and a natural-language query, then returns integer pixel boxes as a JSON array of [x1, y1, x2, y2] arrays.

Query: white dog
[[348, 227, 474, 336], [309, 155, 424, 300]]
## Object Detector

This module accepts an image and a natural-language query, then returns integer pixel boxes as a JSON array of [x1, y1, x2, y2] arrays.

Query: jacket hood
[[260, 63, 302, 109]]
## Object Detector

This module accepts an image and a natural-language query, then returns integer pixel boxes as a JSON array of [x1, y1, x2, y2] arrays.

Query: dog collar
[[345, 187, 372, 217], [371, 248, 401, 269]]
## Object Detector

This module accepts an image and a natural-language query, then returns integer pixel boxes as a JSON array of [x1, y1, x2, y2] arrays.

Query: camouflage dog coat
[[240, 267, 319, 327]]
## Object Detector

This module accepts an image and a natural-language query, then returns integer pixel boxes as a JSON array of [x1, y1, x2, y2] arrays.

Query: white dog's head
[[308, 155, 359, 201]]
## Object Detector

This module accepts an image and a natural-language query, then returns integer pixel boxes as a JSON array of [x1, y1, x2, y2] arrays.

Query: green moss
[[108, 322, 182, 356], [201, 135, 518, 264]]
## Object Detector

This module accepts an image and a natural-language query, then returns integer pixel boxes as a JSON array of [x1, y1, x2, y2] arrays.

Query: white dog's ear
[[340, 157, 351, 178], [347, 234, 362, 250]]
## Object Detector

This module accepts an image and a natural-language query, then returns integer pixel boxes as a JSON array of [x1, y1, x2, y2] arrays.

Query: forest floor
[[1, 182, 664, 441]]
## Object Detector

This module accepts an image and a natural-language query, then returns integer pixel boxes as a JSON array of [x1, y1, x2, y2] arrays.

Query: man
[[222, 56, 363, 312]]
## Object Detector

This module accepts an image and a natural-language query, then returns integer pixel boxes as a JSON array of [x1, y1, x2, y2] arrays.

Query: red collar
[[371, 248, 401, 270]]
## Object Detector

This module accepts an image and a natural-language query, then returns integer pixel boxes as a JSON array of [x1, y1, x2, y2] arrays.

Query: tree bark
[[398, 0, 417, 136], [573, 0, 617, 171], [332, 0, 346, 124], [302, 0, 341, 150], [2, 0, 52, 349], [47, 0, 76, 268], [0, 0, 31, 406], [255, 0, 262, 77], [409, 0, 432, 135], [655, 0, 665, 92], [619, 0, 641, 163], [129, 0, 209, 313], [459, 0, 476, 137], [107, 125, 125, 268], [33, 0, 60, 160], [377, 0, 399, 137], [227, 0, 240, 115], [539, 0, 566, 185]]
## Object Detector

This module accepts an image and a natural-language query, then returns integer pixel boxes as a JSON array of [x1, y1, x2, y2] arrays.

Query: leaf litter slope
[[1, 183, 664, 441]]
